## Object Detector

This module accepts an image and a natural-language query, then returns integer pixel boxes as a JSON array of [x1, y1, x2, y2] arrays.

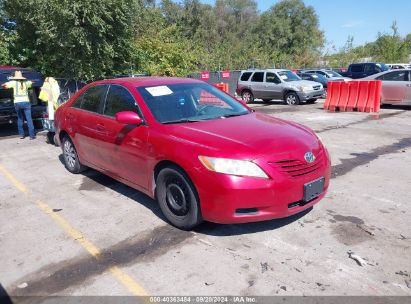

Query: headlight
[[300, 85, 312, 92], [198, 156, 269, 179]]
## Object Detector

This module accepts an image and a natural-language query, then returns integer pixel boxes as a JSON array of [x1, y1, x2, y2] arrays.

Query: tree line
[[0, 0, 410, 81]]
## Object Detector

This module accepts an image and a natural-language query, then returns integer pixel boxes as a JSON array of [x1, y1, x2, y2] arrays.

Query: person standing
[[1, 70, 36, 139]]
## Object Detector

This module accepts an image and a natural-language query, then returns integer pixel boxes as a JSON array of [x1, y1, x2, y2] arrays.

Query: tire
[[46, 132, 55, 145], [241, 90, 254, 104], [62, 136, 87, 174], [284, 92, 300, 105], [156, 166, 202, 230], [307, 99, 317, 104]]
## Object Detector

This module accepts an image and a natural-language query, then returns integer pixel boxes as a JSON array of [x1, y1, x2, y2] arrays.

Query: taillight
[[42, 113, 49, 119]]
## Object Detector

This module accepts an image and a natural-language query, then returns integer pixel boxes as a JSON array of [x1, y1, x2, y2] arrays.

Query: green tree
[[135, 25, 207, 76], [254, 0, 324, 68], [3, 0, 139, 80], [373, 21, 408, 63]]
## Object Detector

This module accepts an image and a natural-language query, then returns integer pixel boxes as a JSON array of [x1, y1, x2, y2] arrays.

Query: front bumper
[[192, 149, 331, 224], [297, 89, 325, 101]]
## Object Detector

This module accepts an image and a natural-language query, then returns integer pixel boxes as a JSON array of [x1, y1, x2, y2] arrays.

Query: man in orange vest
[[1, 71, 36, 139]]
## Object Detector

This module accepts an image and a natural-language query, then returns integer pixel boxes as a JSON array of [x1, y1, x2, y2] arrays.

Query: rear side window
[[379, 71, 407, 81], [104, 85, 141, 117], [71, 94, 83, 108], [251, 72, 264, 82], [80, 85, 107, 113], [351, 65, 363, 73], [240, 72, 252, 81]]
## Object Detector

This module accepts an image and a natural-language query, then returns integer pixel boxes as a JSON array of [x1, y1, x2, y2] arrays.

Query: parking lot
[[1, 100, 411, 299]]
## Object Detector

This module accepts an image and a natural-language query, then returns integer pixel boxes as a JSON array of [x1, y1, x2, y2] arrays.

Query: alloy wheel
[[64, 140, 76, 170]]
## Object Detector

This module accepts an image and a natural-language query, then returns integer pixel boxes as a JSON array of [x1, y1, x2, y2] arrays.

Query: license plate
[[304, 177, 325, 202]]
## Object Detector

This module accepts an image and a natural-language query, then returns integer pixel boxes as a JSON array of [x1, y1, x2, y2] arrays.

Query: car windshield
[[137, 83, 251, 124], [376, 63, 389, 72], [277, 71, 301, 82], [325, 70, 342, 77]]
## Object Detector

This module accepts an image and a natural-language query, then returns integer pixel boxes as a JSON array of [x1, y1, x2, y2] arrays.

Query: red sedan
[[55, 77, 331, 230]]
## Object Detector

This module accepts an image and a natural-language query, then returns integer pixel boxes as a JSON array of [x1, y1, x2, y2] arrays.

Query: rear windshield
[[137, 83, 250, 124], [0, 70, 44, 86]]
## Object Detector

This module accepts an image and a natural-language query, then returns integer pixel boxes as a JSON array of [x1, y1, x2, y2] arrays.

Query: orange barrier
[[324, 80, 382, 113], [212, 83, 229, 93]]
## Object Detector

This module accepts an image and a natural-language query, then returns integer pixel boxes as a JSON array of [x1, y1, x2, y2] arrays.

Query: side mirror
[[115, 111, 143, 125]]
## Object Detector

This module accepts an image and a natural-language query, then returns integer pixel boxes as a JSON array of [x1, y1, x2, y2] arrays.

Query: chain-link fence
[[188, 70, 242, 96]]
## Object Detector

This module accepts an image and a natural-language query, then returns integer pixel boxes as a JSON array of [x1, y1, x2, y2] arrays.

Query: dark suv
[[0, 67, 45, 127], [345, 63, 389, 79]]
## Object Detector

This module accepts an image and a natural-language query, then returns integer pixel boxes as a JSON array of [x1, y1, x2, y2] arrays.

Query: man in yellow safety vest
[[1, 70, 36, 139]]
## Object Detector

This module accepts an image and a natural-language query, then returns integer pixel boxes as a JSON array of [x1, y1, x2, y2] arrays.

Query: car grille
[[313, 85, 321, 91], [268, 150, 324, 177]]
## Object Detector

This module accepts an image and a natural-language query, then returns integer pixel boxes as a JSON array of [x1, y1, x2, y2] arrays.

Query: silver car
[[236, 69, 325, 105], [302, 69, 351, 82], [365, 69, 411, 105]]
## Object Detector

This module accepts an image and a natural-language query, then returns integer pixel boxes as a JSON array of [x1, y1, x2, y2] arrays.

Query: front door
[[404, 71, 411, 104], [99, 84, 149, 190], [263, 72, 283, 100], [379, 71, 407, 104]]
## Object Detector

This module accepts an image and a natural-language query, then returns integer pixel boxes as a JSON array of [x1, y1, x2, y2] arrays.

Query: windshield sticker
[[280, 75, 288, 80], [146, 86, 173, 97]]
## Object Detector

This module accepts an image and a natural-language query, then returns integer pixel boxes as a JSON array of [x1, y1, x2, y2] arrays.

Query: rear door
[[377, 71, 407, 104], [99, 84, 149, 188], [74, 84, 109, 169], [263, 72, 283, 100], [250, 72, 265, 99]]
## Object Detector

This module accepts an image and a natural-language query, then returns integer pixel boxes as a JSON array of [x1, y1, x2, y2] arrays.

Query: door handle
[[96, 124, 106, 132]]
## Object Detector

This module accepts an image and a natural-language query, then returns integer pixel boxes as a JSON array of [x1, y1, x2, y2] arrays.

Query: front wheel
[[156, 166, 202, 230], [62, 136, 87, 174], [284, 92, 300, 105], [241, 90, 254, 104]]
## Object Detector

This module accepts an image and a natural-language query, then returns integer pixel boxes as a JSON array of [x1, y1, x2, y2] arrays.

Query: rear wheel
[[241, 90, 254, 104], [284, 92, 300, 105], [156, 166, 202, 230], [62, 136, 87, 174]]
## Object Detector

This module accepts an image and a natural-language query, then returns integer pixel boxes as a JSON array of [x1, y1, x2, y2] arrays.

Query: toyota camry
[[55, 77, 331, 230]]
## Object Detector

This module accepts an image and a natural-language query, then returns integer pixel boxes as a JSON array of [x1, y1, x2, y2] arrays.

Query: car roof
[[90, 77, 204, 87], [242, 69, 289, 73]]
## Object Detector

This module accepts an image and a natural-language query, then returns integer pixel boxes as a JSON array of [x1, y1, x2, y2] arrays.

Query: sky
[[200, 0, 411, 50]]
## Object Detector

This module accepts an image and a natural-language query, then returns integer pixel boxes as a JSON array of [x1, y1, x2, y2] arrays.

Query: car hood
[[166, 112, 320, 159]]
